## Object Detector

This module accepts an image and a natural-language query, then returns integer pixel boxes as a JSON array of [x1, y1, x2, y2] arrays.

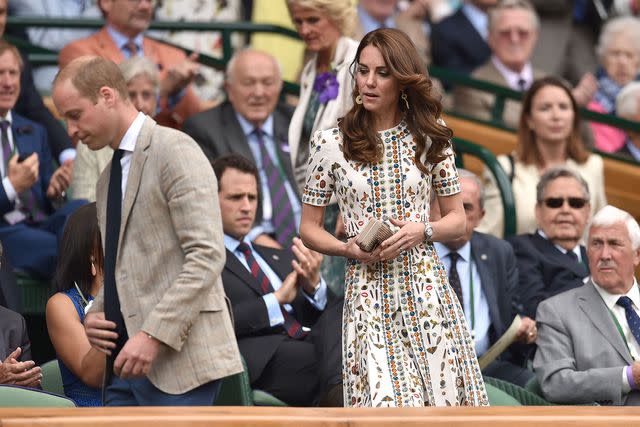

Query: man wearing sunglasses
[[508, 167, 591, 319]]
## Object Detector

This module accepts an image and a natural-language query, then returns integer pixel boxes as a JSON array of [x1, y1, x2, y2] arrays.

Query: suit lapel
[[222, 103, 254, 161], [578, 280, 633, 364], [253, 245, 291, 280], [531, 233, 587, 277], [470, 234, 502, 331], [119, 117, 151, 246], [224, 248, 266, 296], [97, 28, 125, 63], [273, 108, 297, 195]]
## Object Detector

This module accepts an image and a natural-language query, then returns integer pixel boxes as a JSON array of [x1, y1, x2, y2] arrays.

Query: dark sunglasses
[[543, 197, 588, 209]]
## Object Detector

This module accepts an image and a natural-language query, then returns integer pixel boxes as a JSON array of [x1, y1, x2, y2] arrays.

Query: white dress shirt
[[116, 112, 146, 203], [491, 56, 533, 91]]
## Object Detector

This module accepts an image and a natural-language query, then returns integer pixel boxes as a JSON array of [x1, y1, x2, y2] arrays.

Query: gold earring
[[355, 95, 363, 105], [91, 261, 96, 277], [401, 91, 409, 110]]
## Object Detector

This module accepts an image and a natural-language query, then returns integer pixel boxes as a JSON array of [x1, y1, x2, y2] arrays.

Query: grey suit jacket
[[534, 279, 640, 405], [182, 101, 297, 224], [90, 117, 242, 394]]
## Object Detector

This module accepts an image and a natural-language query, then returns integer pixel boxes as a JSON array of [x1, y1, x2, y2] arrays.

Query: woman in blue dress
[[46, 202, 104, 406]]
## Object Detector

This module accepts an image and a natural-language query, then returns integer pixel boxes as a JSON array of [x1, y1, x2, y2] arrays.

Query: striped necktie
[[237, 241, 306, 339], [253, 128, 297, 247], [448, 252, 464, 308], [1, 120, 11, 171]]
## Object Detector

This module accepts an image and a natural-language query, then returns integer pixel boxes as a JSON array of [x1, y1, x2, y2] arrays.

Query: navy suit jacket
[[221, 244, 322, 383], [470, 231, 519, 345], [430, 8, 491, 75], [508, 232, 589, 319], [0, 113, 54, 221]]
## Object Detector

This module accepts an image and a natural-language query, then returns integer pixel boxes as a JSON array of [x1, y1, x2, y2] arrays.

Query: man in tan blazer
[[52, 56, 242, 406], [58, 0, 204, 129]]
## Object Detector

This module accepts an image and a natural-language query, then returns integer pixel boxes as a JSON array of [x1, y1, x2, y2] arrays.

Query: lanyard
[[608, 308, 634, 360]]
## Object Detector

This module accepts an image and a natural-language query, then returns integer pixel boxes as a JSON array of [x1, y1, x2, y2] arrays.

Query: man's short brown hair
[[0, 40, 23, 71], [54, 56, 129, 103]]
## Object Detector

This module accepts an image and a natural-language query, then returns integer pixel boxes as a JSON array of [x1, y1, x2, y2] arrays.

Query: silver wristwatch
[[423, 222, 434, 241]]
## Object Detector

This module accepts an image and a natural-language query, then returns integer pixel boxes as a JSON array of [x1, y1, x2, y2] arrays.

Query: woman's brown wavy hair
[[339, 28, 453, 174], [517, 76, 589, 166]]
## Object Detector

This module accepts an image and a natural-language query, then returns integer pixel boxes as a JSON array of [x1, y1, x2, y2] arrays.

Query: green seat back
[[484, 376, 552, 406], [0, 385, 75, 407], [41, 360, 65, 397], [485, 382, 521, 406]]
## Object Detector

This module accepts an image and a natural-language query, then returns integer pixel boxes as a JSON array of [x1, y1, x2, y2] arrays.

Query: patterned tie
[[103, 149, 128, 373], [237, 241, 306, 339], [617, 296, 640, 346], [1, 120, 11, 171], [448, 252, 464, 307], [125, 39, 138, 58], [254, 128, 297, 247]]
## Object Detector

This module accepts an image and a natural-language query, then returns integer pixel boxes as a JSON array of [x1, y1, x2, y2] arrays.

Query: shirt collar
[[106, 25, 144, 52], [223, 233, 251, 253], [593, 278, 640, 311], [491, 55, 533, 90], [1, 110, 13, 124], [235, 112, 274, 139], [434, 240, 472, 263], [357, 5, 396, 34], [117, 112, 146, 153], [536, 229, 582, 261], [462, 3, 489, 40]]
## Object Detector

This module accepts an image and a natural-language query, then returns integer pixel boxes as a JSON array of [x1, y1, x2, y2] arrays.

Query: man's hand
[[291, 237, 323, 295], [113, 332, 161, 379], [274, 271, 299, 305], [572, 72, 598, 107], [84, 311, 118, 355], [160, 52, 201, 98], [0, 347, 41, 387], [7, 153, 38, 194], [515, 316, 537, 344], [46, 161, 73, 199]]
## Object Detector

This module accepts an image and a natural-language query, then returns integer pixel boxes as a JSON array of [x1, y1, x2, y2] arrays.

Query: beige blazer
[[453, 60, 546, 129], [90, 117, 242, 394], [288, 36, 359, 191], [477, 153, 607, 238], [70, 143, 113, 202]]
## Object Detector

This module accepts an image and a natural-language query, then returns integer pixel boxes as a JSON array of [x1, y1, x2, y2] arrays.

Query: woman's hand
[[378, 217, 425, 260], [342, 237, 382, 263]]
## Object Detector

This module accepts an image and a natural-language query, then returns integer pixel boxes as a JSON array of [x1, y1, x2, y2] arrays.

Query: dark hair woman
[[299, 28, 488, 408], [46, 202, 104, 406]]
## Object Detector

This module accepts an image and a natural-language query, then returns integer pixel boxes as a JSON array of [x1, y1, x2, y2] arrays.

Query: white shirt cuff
[[623, 366, 632, 394], [262, 293, 285, 327], [303, 278, 328, 310], [2, 176, 17, 201]]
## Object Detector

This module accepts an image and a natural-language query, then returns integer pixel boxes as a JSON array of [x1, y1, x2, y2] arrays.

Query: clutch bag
[[355, 218, 394, 252]]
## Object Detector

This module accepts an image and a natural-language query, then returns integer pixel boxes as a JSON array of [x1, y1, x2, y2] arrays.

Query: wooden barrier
[[444, 115, 640, 222], [1, 406, 640, 426]]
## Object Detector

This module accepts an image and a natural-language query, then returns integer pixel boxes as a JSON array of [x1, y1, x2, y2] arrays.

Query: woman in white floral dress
[[299, 29, 488, 407]]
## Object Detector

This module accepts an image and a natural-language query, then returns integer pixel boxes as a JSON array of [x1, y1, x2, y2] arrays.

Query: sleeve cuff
[[263, 293, 285, 327], [58, 148, 76, 164], [624, 365, 635, 393], [303, 278, 328, 310], [2, 176, 17, 202]]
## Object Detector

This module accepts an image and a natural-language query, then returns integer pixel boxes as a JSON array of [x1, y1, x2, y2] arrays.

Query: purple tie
[[254, 128, 297, 247], [237, 241, 306, 339]]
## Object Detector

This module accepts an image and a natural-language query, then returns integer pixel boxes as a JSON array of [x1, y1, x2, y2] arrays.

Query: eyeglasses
[[543, 197, 588, 209]]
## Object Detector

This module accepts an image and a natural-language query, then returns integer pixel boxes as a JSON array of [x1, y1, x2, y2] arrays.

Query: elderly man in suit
[[430, 0, 497, 76], [183, 49, 299, 249], [0, 40, 84, 280], [508, 167, 591, 319], [212, 153, 327, 406], [453, 0, 596, 129], [58, 0, 205, 129], [432, 169, 536, 386], [52, 56, 242, 406], [0, 304, 41, 387], [534, 204, 640, 405]]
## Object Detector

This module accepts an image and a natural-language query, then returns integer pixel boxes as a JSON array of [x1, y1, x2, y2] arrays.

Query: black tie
[[103, 149, 128, 376], [566, 250, 578, 263], [517, 78, 527, 92], [448, 252, 464, 308]]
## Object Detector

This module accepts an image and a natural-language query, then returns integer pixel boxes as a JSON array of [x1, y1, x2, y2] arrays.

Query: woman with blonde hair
[[300, 28, 488, 408]]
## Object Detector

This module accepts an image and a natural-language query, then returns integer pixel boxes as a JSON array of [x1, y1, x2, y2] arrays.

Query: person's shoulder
[[11, 113, 46, 138], [473, 230, 512, 251], [432, 7, 464, 32], [183, 101, 226, 127], [471, 61, 498, 80], [252, 244, 292, 264], [312, 127, 343, 146], [0, 305, 25, 325], [540, 283, 587, 311]]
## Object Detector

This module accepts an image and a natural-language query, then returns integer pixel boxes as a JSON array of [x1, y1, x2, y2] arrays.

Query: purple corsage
[[313, 71, 339, 104]]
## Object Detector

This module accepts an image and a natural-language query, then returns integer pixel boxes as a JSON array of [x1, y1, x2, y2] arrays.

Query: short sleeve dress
[[302, 121, 488, 407]]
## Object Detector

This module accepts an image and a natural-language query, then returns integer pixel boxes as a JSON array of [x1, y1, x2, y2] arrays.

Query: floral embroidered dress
[[302, 122, 488, 407]]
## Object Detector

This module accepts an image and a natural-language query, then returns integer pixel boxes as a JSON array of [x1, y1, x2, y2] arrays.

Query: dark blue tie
[[617, 296, 640, 346], [104, 149, 128, 373]]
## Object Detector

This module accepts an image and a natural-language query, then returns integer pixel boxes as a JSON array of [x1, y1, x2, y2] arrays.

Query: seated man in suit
[[431, 0, 496, 76], [508, 167, 591, 319], [184, 49, 299, 249], [432, 169, 536, 386], [0, 40, 85, 280], [58, 0, 205, 129], [453, 0, 596, 129], [534, 205, 640, 405], [213, 154, 327, 406], [0, 304, 40, 387]]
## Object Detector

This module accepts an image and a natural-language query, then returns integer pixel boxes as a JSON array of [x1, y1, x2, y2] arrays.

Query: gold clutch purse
[[355, 218, 394, 252]]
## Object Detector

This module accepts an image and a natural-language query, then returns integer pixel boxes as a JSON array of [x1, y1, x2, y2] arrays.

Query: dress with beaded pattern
[[302, 121, 488, 407]]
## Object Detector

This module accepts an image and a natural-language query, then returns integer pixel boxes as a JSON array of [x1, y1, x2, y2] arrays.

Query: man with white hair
[[534, 205, 640, 405], [614, 81, 640, 161], [182, 49, 297, 249]]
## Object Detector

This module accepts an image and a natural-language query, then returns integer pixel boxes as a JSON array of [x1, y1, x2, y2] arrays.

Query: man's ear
[[98, 86, 116, 107], [479, 208, 485, 220]]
